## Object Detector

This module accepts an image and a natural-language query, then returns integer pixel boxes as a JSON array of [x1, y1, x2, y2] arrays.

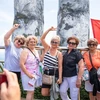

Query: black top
[[63, 49, 83, 77]]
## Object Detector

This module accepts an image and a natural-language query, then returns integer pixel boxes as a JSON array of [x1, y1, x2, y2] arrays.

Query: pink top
[[21, 49, 40, 75]]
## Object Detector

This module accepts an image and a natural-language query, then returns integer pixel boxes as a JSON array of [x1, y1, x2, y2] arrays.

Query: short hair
[[67, 36, 79, 46], [26, 35, 38, 46], [51, 35, 60, 42], [14, 35, 26, 45], [87, 38, 98, 46]]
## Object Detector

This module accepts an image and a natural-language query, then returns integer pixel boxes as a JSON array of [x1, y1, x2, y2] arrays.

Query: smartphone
[[0, 65, 7, 85]]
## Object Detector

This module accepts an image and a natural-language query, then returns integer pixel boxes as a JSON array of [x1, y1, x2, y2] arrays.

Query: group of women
[[3, 24, 100, 100]]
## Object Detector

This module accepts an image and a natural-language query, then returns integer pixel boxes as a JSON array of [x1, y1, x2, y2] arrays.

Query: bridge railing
[[0, 45, 89, 65], [0, 46, 99, 100]]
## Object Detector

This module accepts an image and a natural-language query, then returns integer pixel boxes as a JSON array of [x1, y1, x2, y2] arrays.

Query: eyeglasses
[[51, 41, 59, 44], [18, 40, 24, 45], [88, 44, 97, 47], [68, 42, 77, 45]]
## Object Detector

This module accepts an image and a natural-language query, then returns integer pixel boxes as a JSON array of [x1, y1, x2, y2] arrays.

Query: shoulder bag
[[89, 51, 97, 84], [42, 64, 57, 85], [42, 52, 58, 85]]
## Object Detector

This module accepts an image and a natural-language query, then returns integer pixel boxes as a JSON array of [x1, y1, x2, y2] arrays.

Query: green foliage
[[80, 82, 89, 100], [20, 81, 89, 100]]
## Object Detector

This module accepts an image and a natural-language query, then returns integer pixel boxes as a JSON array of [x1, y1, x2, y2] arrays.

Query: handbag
[[42, 68, 57, 85], [42, 53, 58, 85], [42, 74, 53, 85], [89, 52, 97, 84]]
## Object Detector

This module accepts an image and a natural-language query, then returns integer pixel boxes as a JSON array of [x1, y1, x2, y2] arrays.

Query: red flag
[[91, 19, 100, 43]]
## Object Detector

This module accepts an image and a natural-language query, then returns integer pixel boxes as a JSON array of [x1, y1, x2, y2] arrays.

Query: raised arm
[[4, 24, 20, 47], [40, 27, 56, 51]]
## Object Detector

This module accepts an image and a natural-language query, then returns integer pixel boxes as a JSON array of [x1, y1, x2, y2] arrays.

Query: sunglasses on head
[[88, 44, 97, 47], [51, 41, 59, 44], [68, 42, 77, 45], [18, 40, 24, 45]]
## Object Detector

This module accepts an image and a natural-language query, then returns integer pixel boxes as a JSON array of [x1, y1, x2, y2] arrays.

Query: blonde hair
[[26, 35, 38, 46], [14, 35, 26, 45], [51, 35, 60, 42]]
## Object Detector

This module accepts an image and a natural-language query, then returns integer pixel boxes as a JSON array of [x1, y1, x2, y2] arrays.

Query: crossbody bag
[[42, 52, 58, 85], [89, 51, 97, 84]]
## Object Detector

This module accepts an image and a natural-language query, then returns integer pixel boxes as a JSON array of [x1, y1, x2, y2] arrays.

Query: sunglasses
[[51, 41, 59, 44], [18, 40, 24, 45], [88, 44, 97, 47], [68, 42, 77, 45]]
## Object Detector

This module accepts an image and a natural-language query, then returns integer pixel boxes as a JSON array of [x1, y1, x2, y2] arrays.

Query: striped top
[[44, 51, 58, 69]]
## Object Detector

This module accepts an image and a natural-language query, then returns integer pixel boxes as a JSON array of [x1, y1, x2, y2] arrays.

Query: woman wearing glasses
[[4, 24, 26, 81], [83, 38, 100, 100], [40, 27, 63, 98], [60, 36, 84, 100]]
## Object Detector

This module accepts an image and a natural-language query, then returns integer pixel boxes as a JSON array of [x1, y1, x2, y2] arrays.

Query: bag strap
[[27, 47, 37, 58], [27, 47, 40, 64], [89, 51, 94, 68], [54, 51, 59, 76]]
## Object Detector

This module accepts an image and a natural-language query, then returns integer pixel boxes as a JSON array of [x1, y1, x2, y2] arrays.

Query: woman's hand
[[0, 69, 20, 100], [49, 26, 56, 31], [76, 78, 81, 88], [13, 24, 20, 29], [57, 78, 62, 84], [28, 73, 35, 79]]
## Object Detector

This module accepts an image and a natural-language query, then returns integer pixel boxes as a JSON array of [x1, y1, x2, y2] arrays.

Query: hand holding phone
[[0, 65, 7, 85], [0, 69, 20, 100]]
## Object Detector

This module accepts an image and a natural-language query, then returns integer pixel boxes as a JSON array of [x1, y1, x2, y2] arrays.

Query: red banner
[[91, 19, 100, 43]]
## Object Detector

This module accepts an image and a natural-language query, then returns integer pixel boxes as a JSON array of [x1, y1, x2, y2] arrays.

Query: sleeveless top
[[21, 49, 40, 75], [44, 51, 58, 69], [83, 50, 100, 71]]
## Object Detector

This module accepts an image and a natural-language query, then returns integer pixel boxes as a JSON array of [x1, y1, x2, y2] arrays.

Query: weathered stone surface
[[57, 0, 89, 46], [13, 0, 44, 45]]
